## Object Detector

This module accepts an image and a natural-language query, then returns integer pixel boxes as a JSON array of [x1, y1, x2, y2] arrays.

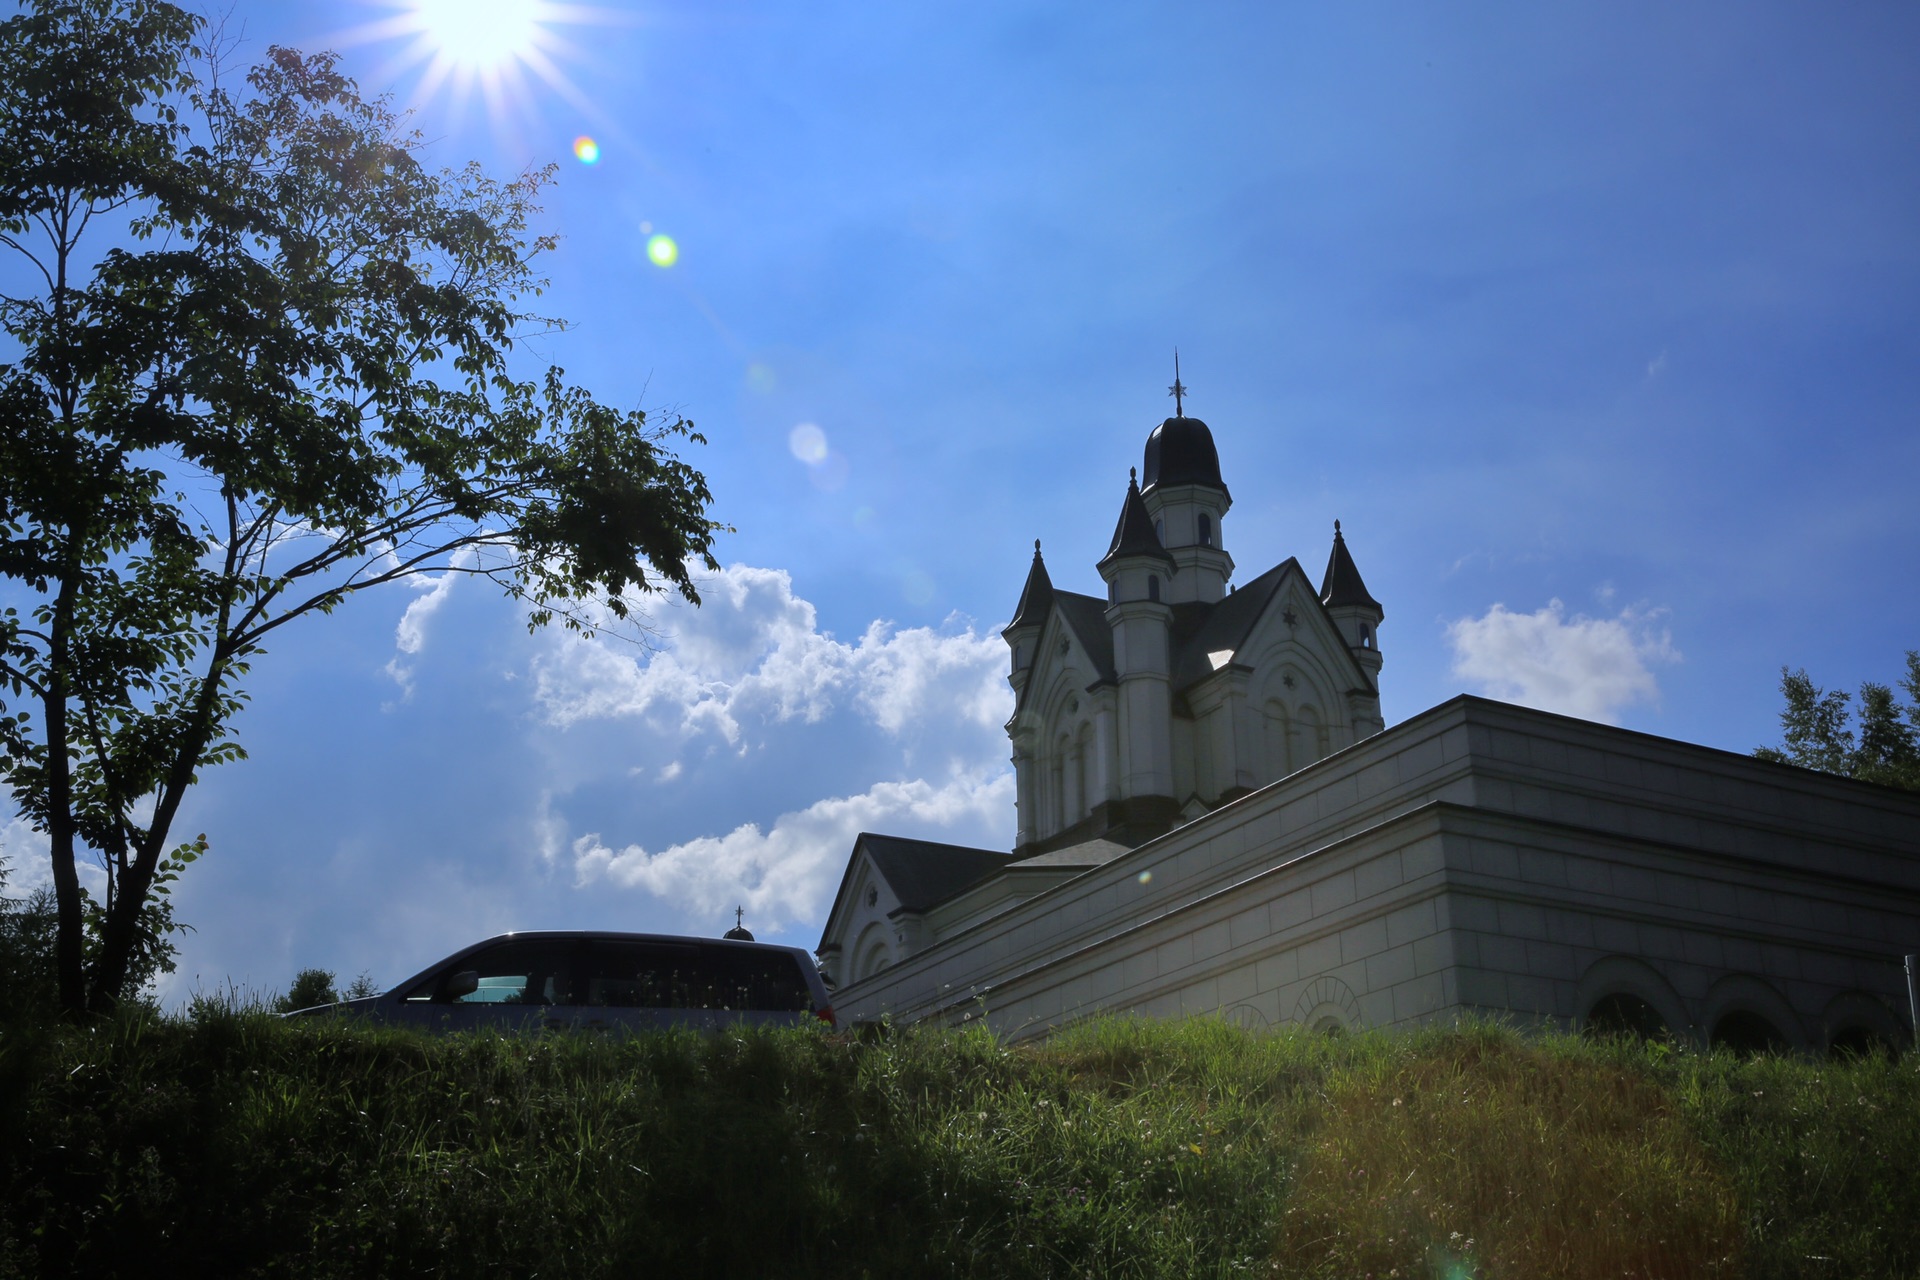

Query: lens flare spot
[[1137, 871, 1153, 885], [572, 135, 600, 164], [638, 220, 653, 234], [746, 362, 776, 393], [647, 233, 679, 267], [789, 423, 828, 464], [903, 570, 935, 605]]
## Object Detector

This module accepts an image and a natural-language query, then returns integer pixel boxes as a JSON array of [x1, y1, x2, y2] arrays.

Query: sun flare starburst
[[335, 1, 619, 145]]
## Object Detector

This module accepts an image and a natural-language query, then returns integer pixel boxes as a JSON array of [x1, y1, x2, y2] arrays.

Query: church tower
[[998, 362, 1386, 858], [1003, 540, 1052, 703], [1097, 470, 1177, 810], [1319, 520, 1385, 688], [1140, 358, 1234, 603]]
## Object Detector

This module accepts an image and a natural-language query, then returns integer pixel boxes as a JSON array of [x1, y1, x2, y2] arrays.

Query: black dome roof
[[1141, 416, 1228, 497]]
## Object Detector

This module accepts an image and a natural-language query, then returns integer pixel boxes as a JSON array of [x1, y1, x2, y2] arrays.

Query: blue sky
[[4, 2, 1918, 1002]]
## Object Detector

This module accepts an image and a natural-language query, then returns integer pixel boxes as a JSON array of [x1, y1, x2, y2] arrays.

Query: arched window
[[1198, 513, 1212, 547], [1077, 722, 1097, 818], [1359, 623, 1372, 650], [1297, 703, 1327, 764], [1049, 753, 1065, 835], [1061, 732, 1083, 825], [1264, 701, 1294, 778], [1148, 575, 1161, 602]]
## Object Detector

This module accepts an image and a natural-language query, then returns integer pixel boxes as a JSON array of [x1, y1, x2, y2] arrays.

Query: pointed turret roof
[[1319, 520, 1382, 612], [1007, 540, 1054, 631], [1097, 470, 1176, 573]]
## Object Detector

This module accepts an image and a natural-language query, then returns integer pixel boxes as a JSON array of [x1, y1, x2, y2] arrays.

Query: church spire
[[1099, 469, 1176, 574], [1319, 519, 1382, 610], [1007, 539, 1055, 630]]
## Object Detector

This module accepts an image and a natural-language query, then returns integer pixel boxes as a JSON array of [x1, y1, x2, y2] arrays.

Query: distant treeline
[[0, 1009, 1915, 1278]]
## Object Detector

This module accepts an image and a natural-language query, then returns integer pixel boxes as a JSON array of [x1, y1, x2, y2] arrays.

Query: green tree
[[0, 2, 722, 1016], [274, 966, 338, 1013], [1754, 651, 1920, 792], [0, 866, 58, 1022]]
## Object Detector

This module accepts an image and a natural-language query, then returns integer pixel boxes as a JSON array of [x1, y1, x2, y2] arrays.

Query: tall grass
[[1, 1004, 1915, 1278]]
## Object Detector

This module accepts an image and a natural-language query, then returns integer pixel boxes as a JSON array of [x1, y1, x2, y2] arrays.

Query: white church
[[816, 392, 1920, 1052]]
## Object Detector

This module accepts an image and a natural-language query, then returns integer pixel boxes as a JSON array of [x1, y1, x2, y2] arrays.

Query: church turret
[[1004, 540, 1052, 701], [1140, 359, 1234, 603], [1098, 471, 1176, 806], [1320, 519, 1384, 688]]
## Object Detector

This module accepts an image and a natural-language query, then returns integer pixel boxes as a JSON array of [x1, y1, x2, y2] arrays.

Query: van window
[[581, 939, 814, 1012]]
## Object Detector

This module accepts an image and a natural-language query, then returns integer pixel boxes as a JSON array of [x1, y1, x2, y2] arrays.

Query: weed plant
[[0, 1003, 1914, 1279]]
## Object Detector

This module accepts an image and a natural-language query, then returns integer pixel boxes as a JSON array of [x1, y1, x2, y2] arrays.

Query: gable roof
[[1010, 587, 1120, 719], [1168, 559, 1293, 691], [1053, 592, 1117, 684], [858, 834, 1014, 912], [1167, 558, 1375, 697]]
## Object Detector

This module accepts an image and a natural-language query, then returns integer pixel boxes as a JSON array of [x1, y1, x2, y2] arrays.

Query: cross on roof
[[1168, 349, 1188, 416]]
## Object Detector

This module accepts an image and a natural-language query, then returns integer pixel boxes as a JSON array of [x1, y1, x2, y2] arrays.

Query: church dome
[[1141, 416, 1228, 497]]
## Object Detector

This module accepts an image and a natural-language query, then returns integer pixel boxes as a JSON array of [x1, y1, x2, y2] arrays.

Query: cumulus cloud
[[569, 769, 1013, 929], [529, 563, 1010, 744], [0, 810, 52, 898], [1446, 598, 1679, 723]]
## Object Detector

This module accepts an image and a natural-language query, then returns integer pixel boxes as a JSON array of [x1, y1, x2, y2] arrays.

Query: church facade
[[816, 406, 1920, 1051]]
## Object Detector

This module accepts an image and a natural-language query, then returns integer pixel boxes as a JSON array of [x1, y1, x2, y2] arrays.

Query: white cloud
[[0, 810, 52, 898], [1446, 598, 1679, 723], [569, 769, 1013, 929], [384, 547, 477, 699], [530, 563, 1011, 745]]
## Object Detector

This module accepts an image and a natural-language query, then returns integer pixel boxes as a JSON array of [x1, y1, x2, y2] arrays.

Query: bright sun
[[412, 0, 544, 73], [339, 1, 609, 136]]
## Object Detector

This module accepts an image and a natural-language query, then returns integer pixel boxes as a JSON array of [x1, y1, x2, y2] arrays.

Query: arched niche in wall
[[1249, 649, 1342, 781], [1574, 955, 1690, 1042], [1262, 700, 1295, 778], [1023, 660, 1094, 841], [852, 921, 894, 985], [1292, 974, 1363, 1035], [1820, 991, 1907, 1058], [1701, 974, 1804, 1054]]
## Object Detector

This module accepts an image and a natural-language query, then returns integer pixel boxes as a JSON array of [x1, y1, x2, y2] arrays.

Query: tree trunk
[[85, 658, 225, 1012], [44, 576, 86, 1019]]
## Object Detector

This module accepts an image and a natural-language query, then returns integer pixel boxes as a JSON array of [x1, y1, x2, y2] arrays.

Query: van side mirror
[[441, 970, 480, 1000]]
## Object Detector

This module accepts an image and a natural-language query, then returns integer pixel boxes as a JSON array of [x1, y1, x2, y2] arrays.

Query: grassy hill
[[1, 1007, 1914, 1278]]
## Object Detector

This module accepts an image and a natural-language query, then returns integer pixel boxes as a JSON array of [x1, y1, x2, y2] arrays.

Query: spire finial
[[1034, 538, 1042, 554], [1334, 519, 1342, 536], [1129, 466, 1138, 487], [735, 905, 744, 928], [1168, 349, 1187, 416]]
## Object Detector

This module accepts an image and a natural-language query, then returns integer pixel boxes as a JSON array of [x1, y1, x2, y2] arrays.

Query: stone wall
[[828, 697, 1920, 1049]]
